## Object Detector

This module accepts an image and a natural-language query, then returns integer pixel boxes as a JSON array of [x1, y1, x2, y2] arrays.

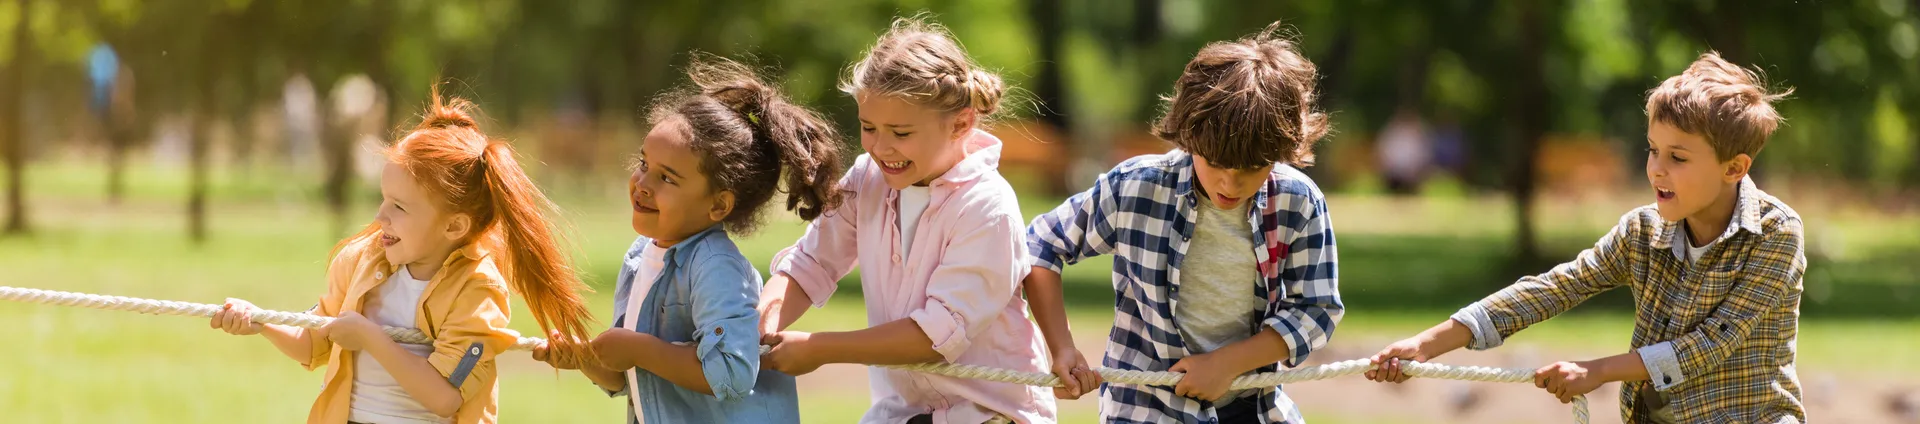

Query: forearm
[[1021, 267, 1077, 354], [1208, 328, 1295, 374], [1586, 351, 1651, 384], [363, 339, 464, 417], [259, 324, 317, 364], [758, 273, 814, 334], [1412, 319, 1476, 359], [810, 319, 943, 365], [579, 365, 629, 393], [618, 333, 713, 396]]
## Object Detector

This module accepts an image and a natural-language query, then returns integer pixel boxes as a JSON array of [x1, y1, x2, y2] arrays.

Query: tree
[[2, 0, 36, 236]]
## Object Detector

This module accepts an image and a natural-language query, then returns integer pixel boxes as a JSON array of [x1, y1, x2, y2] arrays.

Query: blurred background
[[2, 0, 1917, 423]]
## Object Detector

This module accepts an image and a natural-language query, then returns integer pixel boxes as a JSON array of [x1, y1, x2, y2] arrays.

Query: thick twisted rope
[[1, 286, 1586, 423]]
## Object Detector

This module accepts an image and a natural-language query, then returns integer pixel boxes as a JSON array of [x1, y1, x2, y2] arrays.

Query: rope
[[0, 286, 1587, 423]]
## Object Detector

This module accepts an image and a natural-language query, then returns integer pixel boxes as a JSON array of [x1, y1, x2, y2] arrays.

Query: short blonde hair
[[1645, 52, 1792, 161]]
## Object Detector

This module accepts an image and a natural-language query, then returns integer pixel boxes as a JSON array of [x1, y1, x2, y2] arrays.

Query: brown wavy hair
[[1152, 22, 1329, 169]]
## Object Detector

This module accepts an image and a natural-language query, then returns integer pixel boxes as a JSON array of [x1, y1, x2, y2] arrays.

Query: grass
[[1, 160, 1917, 422]]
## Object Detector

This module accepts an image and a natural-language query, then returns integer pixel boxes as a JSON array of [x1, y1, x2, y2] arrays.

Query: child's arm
[[1371, 211, 1644, 383], [325, 311, 464, 417], [1021, 169, 1125, 398], [327, 281, 519, 418], [1170, 196, 1344, 401], [759, 174, 863, 335], [534, 336, 630, 393], [594, 330, 710, 395], [1538, 221, 1804, 401], [603, 258, 768, 399], [764, 212, 1027, 374]]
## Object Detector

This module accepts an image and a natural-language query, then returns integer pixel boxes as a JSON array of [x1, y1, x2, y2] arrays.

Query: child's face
[[1191, 154, 1273, 209], [630, 119, 732, 246], [375, 163, 469, 268], [856, 93, 973, 190], [1645, 121, 1748, 222]]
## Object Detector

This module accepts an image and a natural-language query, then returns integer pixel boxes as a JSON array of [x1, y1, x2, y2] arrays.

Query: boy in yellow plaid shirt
[[1365, 52, 1807, 423]]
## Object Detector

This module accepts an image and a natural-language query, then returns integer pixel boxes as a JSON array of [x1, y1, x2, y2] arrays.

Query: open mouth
[[1655, 188, 1676, 201], [380, 233, 401, 247], [877, 159, 913, 175], [1214, 193, 1242, 206], [633, 199, 658, 214]]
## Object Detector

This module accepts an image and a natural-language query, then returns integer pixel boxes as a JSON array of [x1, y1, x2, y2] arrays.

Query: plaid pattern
[[1452, 176, 1806, 423], [1027, 150, 1343, 424]]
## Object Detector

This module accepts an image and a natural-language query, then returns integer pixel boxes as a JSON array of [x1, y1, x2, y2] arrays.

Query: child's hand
[[533, 330, 592, 370], [1168, 352, 1236, 402], [1366, 337, 1433, 383], [590, 328, 650, 371], [1048, 345, 1102, 400], [209, 298, 265, 336], [1534, 361, 1602, 404], [761, 331, 824, 376], [322, 311, 382, 351]]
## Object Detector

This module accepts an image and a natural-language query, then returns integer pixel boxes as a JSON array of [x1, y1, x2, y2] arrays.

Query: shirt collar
[[1653, 175, 1762, 251]]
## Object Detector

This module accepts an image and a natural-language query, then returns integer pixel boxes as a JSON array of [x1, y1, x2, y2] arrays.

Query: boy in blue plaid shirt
[[1022, 23, 1343, 424], [1367, 52, 1807, 424]]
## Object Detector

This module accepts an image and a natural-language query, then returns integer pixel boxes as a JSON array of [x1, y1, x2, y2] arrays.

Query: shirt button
[[1663, 376, 1673, 384], [892, 254, 902, 263], [714, 327, 724, 336], [375, 272, 385, 279]]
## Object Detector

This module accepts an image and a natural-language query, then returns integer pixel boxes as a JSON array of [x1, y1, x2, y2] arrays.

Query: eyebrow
[[658, 163, 685, 179], [857, 119, 914, 129]]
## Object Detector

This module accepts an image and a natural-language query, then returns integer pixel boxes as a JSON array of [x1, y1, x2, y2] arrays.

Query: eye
[[892, 131, 911, 138], [1672, 154, 1688, 164], [861, 126, 876, 133], [660, 173, 676, 185]]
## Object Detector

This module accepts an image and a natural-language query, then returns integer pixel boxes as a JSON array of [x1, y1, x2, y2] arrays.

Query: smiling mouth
[[878, 159, 912, 171], [633, 199, 658, 214], [380, 233, 400, 246], [1656, 188, 1676, 201]]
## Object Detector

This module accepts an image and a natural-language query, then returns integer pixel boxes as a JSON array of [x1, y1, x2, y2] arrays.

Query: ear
[[948, 109, 977, 142], [708, 190, 736, 223], [1723, 153, 1752, 183], [442, 213, 474, 242]]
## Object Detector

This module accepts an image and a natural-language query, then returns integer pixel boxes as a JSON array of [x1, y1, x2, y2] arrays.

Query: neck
[[403, 243, 461, 281], [1683, 182, 1740, 247]]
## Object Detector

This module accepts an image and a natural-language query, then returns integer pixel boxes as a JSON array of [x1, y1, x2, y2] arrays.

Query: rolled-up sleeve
[[688, 257, 765, 401], [426, 280, 519, 402], [909, 212, 1028, 362], [1263, 195, 1342, 368], [771, 170, 864, 308]]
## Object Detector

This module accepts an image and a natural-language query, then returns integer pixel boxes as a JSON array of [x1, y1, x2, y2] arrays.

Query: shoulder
[[682, 232, 758, 280], [1103, 151, 1187, 186], [1261, 165, 1331, 215], [1749, 187, 1805, 239]]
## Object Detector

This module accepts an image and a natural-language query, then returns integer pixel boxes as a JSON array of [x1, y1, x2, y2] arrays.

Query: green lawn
[[1, 161, 1915, 422]]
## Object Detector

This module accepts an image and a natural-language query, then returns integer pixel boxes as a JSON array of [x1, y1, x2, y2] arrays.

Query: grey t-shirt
[[1176, 199, 1267, 399]]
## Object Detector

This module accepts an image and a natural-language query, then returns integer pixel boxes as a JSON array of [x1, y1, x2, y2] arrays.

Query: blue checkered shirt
[[1026, 150, 1343, 424]]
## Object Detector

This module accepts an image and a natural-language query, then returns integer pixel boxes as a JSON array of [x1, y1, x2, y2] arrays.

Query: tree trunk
[[1028, 0, 1072, 194], [1508, 0, 1549, 265], [3, 0, 35, 236]]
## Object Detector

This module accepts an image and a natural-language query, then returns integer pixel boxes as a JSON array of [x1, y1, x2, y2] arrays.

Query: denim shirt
[[604, 226, 799, 424]]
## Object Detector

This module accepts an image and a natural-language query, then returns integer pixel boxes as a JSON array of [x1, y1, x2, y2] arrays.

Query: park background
[[1, 0, 1917, 422]]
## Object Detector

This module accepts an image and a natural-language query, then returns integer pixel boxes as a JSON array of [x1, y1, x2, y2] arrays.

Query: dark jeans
[[1215, 394, 1262, 423]]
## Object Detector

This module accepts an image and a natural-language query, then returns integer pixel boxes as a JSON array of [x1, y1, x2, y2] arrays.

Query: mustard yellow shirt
[[303, 233, 520, 424]]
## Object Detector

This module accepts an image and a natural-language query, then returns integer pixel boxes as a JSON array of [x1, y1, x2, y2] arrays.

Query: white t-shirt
[[897, 186, 932, 256], [349, 266, 449, 424], [623, 243, 670, 417], [1175, 198, 1266, 400]]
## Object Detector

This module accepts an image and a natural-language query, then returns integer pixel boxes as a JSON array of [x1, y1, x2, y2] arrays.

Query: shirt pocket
[[654, 278, 697, 343]]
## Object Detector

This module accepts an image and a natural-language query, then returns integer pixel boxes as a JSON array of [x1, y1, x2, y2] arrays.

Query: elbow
[[428, 394, 462, 418]]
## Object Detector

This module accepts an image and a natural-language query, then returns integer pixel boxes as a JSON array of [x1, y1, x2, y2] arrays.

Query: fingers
[[1052, 366, 1081, 396], [760, 332, 780, 346], [1075, 366, 1101, 394], [1386, 358, 1408, 383]]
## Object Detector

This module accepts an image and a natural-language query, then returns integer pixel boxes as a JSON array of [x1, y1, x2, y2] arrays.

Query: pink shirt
[[773, 130, 1057, 424]]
